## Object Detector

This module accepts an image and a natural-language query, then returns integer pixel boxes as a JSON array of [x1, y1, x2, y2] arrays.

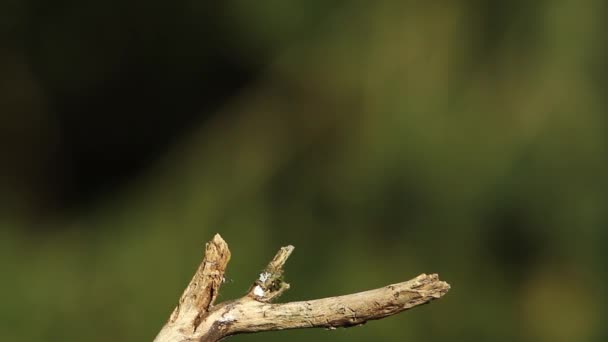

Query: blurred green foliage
[[1, 1, 607, 341]]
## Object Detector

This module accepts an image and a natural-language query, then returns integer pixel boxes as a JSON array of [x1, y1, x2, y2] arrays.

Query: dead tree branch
[[155, 234, 450, 341]]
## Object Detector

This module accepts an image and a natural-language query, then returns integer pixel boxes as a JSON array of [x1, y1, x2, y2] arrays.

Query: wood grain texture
[[155, 234, 230, 341], [154, 234, 450, 342]]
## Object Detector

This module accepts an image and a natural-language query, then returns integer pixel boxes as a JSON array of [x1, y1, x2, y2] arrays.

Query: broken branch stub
[[155, 234, 450, 342], [247, 245, 294, 302]]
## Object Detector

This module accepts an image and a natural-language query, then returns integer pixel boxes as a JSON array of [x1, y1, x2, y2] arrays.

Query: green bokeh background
[[1, 1, 607, 341]]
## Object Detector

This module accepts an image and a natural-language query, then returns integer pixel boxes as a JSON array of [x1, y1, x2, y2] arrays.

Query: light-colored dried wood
[[155, 234, 230, 342], [155, 234, 450, 342]]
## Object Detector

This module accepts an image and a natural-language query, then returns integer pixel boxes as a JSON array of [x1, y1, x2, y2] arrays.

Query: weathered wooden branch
[[155, 234, 450, 341]]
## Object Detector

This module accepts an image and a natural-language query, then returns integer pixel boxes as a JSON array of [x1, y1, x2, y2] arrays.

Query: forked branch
[[155, 234, 450, 341]]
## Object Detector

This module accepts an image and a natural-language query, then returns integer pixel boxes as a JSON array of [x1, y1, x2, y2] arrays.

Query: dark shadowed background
[[1, 1, 607, 341]]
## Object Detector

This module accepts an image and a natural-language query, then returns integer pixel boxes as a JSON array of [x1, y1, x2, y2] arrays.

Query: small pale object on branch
[[155, 234, 450, 341]]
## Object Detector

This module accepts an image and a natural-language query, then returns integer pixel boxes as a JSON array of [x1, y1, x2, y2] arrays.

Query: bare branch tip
[[211, 233, 227, 246], [279, 245, 295, 259]]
